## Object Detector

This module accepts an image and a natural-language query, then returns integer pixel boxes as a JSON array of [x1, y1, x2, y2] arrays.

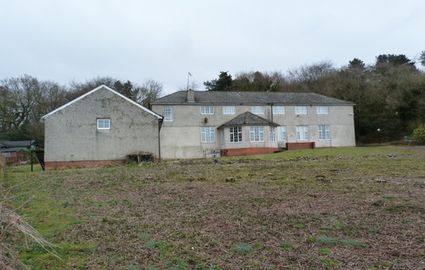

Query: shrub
[[412, 125, 425, 145]]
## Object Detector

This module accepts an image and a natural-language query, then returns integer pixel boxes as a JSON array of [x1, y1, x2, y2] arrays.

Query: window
[[250, 126, 264, 142], [277, 126, 287, 142], [97, 118, 110, 130], [201, 106, 214, 115], [319, 125, 331, 140], [317, 106, 329, 115], [223, 106, 235, 115], [296, 125, 309, 141], [251, 106, 265, 115], [164, 106, 173, 121], [230, 126, 242, 142], [295, 106, 307, 115], [272, 106, 285, 114], [201, 127, 216, 143], [270, 127, 276, 142]]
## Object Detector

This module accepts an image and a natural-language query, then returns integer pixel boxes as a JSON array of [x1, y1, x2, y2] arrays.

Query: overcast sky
[[1, 0, 424, 94]]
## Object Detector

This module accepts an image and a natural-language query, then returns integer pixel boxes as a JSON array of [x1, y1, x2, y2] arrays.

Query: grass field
[[2, 146, 425, 269]]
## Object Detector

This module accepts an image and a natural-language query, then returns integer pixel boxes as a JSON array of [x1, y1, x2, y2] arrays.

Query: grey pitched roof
[[152, 90, 354, 106], [218, 112, 279, 128], [0, 140, 35, 152], [0, 140, 35, 148]]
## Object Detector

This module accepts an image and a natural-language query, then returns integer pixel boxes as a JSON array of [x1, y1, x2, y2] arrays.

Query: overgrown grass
[[243, 145, 410, 160], [1, 146, 425, 269], [2, 165, 94, 269]]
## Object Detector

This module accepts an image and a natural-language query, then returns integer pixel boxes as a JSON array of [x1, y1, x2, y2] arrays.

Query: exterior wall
[[219, 126, 277, 149], [44, 87, 160, 163], [221, 147, 278, 156], [152, 104, 355, 159], [45, 160, 126, 170], [1, 151, 27, 164]]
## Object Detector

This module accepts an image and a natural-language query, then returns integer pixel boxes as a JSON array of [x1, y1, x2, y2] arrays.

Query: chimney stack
[[186, 89, 195, 103]]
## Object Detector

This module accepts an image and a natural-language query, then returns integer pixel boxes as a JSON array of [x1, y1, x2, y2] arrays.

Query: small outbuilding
[[0, 140, 35, 164], [42, 85, 163, 169]]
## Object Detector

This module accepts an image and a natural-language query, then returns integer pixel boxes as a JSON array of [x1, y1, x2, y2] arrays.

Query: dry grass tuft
[[0, 188, 59, 269]]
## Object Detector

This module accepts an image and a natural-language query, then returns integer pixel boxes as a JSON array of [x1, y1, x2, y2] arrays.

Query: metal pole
[[31, 151, 33, 172]]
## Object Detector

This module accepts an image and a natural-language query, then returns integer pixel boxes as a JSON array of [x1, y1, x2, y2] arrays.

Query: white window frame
[[250, 126, 264, 142], [295, 106, 307, 115], [318, 125, 331, 140], [164, 106, 173, 121], [230, 126, 243, 143], [223, 106, 236, 115], [270, 127, 276, 142], [200, 106, 214, 115], [296, 125, 309, 141], [251, 106, 265, 115], [201, 127, 216, 143], [272, 106, 285, 115], [317, 106, 329, 115], [97, 118, 111, 130], [277, 126, 287, 142]]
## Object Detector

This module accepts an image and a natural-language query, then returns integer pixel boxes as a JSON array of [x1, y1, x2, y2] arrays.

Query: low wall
[[45, 159, 126, 170], [286, 142, 315, 150], [221, 147, 278, 157]]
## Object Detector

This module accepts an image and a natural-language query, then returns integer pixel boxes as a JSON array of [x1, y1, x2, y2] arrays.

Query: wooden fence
[[0, 155, 5, 179]]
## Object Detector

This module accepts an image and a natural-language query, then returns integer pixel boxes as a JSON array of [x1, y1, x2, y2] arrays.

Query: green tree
[[376, 54, 415, 66], [419, 51, 425, 67], [348, 58, 365, 70], [204, 71, 233, 91]]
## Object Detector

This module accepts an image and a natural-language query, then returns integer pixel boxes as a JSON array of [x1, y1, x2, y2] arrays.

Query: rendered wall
[[152, 104, 355, 159], [44, 87, 160, 163]]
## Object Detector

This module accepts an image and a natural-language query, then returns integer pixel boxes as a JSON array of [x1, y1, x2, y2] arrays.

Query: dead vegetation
[[0, 185, 58, 270], [2, 146, 425, 269]]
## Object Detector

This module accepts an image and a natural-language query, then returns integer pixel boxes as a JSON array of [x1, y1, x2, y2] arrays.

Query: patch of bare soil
[[48, 159, 425, 269]]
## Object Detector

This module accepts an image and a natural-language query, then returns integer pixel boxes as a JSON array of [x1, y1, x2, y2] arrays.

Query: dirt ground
[[3, 146, 425, 269]]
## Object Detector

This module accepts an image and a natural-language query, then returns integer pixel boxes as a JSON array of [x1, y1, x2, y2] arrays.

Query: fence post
[[0, 155, 5, 179]]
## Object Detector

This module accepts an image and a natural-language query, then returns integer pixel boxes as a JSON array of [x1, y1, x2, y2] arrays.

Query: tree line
[[204, 52, 425, 142], [1, 52, 425, 145], [0, 76, 162, 143]]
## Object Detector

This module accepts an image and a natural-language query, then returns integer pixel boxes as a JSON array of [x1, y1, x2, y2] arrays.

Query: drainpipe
[[270, 103, 274, 123], [158, 118, 163, 161]]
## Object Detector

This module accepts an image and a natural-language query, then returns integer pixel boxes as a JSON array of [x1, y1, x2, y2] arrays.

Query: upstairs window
[[201, 106, 214, 115], [201, 127, 216, 143], [272, 106, 285, 115], [250, 126, 264, 142], [317, 106, 329, 115], [295, 106, 307, 115], [230, 126, 242, 142], [164, 106, 173, 121], [97, 118, 110, 130], [251, 106, 265, 115], [223, 106, 235, 115]]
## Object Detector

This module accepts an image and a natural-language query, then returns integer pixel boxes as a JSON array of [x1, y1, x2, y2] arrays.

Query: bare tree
[[0, 75, 41, 131], [135, 80, 163, 107]]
